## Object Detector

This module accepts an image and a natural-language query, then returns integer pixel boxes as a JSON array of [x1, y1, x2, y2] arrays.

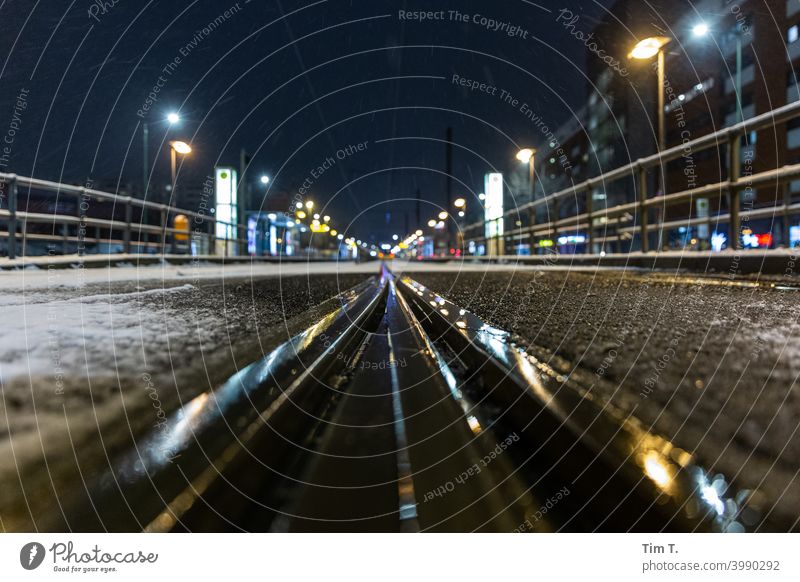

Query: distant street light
[[260, 175, 270, 184], [454, 197, 466, 208], [305, 200, 314, 210], [692, 22, 709, 37], [415, 229, 423, 236], [438, 211, 448, 220], [515, 148, 535, 164], [392, 234, 399, 241], [427, 219, 437, 228], [167, 112, 180, 125]]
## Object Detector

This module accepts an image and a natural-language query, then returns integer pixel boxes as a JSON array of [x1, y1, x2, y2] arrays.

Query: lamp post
[[143, 112, 180, 200], [168, 140, 192, 204], [629, 37, 672, 153], [516, 148, 536, 252]]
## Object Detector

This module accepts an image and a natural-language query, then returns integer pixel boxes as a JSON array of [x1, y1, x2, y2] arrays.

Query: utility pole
[[445, 127, 453, 251]]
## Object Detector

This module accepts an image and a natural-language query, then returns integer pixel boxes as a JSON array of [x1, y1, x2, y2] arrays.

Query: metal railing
[[463, 99, 800, 254], [0, 173, 247, 260]]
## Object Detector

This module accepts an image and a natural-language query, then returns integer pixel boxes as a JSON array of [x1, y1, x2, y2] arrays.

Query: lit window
[[789, 25, 799, 44]]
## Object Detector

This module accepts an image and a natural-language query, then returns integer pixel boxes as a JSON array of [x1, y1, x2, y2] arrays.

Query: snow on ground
[[0, 262, 374, 530]]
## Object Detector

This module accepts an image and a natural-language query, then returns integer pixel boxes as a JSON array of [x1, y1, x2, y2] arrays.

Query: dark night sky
[[0, 0, 614, 242]]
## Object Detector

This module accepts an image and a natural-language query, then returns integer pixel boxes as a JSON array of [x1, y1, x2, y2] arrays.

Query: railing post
[[638, 164, 649, 253], [585, 183, 593, 254], [782, 181, 791, 247], [728, 131, 741, 250], [552, 196, 560, 251], [123, 198, 132, 254], [527, 207, 536, 254], [7, 175, 17, 260], [160, 207, 168, 255], [78, 188, 87, 257], [208, 217, 216, 256]]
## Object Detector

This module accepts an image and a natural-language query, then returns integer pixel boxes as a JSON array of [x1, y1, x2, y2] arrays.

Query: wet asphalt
[[412, 269, 800, 526]]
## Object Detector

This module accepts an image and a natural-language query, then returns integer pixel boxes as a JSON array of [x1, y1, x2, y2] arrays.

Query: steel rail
[[34, 275, 388, 532], [396, 275, 785, 532]]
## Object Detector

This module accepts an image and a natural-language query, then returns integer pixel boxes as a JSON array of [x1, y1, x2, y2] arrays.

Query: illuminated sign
[[711, 231, 727, 252], [538, 239, 554, 247], [215, 167, 238, 240], [557, 234, 586, 245], [741, 229, 772, 249], [791, 226, 800, 247], [484, 172, 504, 239]]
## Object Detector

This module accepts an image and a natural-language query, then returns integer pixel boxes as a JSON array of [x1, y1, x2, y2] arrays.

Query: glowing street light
[[515, 148, 535, 164], [170, 141, 191, 155], [305, 200, 314, 210], [167, 112, 180, 125], [438, 211, 448, 220], [628, 36, 670, 60], [453, 197, 466, 208], [427, 219, 437, 228], [392, 234, 399, 241], [260, 175, 270, 184], [323, 215, 330, 223], [692, 22, 709, 37], [415, 229, 423, 236]]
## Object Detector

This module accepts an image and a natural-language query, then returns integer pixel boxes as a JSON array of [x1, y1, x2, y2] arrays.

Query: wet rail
[[31, 264, 782, 532]]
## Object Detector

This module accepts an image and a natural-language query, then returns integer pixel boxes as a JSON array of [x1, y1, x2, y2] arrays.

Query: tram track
[[33, 264, 780, 532]]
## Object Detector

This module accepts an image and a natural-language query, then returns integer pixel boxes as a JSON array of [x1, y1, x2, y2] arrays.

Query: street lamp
[[415, 229, 423, 236], [629, 36, 671, 152], [305, 200, 314, 210], [168, 141, 191, 204], [260, 175, 270, 185], [427, 219, 437, 228], [516, 147, 537, 205], [167, 112, 180, 125], [438, 211, 448, 220]]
